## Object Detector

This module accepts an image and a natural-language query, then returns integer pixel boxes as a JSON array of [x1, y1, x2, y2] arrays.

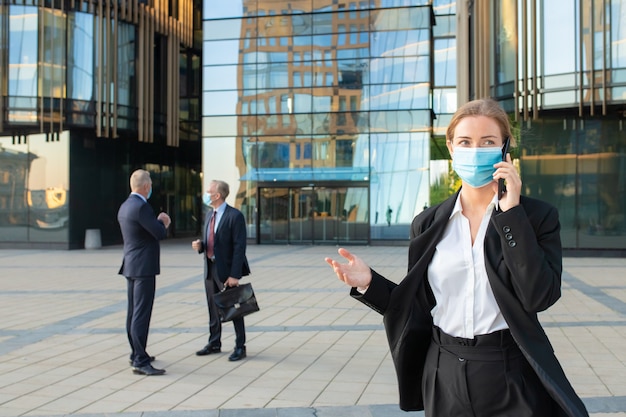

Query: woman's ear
[[446, 140, 454, 157]]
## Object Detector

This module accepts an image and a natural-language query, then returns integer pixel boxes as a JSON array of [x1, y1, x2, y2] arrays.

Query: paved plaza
[[0, 239, 625, 417]]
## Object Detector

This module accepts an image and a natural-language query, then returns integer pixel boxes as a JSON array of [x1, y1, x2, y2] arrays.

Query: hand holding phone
[[498, 137, 510, 200]]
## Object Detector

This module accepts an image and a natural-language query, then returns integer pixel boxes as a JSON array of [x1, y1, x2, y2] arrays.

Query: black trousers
[[423, 327, 556, 417], [126, 276, 155, 367], [204, 261, 245, 349]]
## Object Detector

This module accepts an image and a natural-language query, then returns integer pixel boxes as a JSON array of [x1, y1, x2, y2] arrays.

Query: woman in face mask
[[325, 98, 589, 417]]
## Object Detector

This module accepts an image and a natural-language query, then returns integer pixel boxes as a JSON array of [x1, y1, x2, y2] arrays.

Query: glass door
[[258, 185, 368, 244], [312, 187, 336, 243], [337, 186, 368, 244], [288, 187, 315, 243], [258, 188, 289, 243], [313, 187, 368, 244]]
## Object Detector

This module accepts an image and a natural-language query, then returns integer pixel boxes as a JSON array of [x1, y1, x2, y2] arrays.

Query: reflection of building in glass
[[0, 0, 203, 248], [28, 187, 69, 229], [0, 143, 67, 229], [239, 2, 367, 174], [240, 0, 375, 243], [203, 1, 626, 253], [0, 145, 34, 226], [204, 1, 440, 245]]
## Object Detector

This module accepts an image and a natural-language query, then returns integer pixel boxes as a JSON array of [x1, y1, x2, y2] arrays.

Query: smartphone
[[498, 137, 510, 200]]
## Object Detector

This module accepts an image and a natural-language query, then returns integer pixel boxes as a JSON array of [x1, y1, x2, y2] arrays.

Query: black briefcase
[[213, 283, 260, 322]]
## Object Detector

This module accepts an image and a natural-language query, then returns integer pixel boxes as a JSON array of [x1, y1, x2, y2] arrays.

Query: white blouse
[[427, 193, 509, 338]]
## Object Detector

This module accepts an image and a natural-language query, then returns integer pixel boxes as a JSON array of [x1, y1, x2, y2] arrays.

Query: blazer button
[[508, 240, 517, 247], [503, 226, 511, 233], [505, 233, 513, 240]]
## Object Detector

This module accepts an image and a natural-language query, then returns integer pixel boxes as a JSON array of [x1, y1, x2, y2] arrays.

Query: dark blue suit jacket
[[118, 194, 168, 277], [199, 204, 250, 282]]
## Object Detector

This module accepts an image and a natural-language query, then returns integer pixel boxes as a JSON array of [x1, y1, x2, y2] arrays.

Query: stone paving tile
[[0, 241, 625, 416]]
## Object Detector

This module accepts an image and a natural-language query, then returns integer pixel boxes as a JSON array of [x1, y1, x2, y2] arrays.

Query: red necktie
[[206, 211, 216, 259]]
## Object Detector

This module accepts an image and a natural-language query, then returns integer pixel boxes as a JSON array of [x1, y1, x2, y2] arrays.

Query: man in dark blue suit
[[118, 169, 171, 375], [192, 179, 250, 361]]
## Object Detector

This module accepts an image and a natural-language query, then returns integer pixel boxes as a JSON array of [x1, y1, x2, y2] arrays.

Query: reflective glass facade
[[1, 1, 203, 249], [203, 0, 625, 253], [203, 0, 450, 244], [489, 0, 626, 252], [0, 133, 69, 244]]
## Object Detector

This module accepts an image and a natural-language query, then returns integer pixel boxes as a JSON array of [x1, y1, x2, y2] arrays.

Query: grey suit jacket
[[117, 194, 168, 277], [352, 190, 588, 417]]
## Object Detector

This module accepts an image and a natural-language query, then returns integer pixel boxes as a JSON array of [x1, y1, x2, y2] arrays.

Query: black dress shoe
[[228, 346, 246, 362], [132, 364, 166, 376], [129, 356, 155, 365], [196, 345, 221, 356]]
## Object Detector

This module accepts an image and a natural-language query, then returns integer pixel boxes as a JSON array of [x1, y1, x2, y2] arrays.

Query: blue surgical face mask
[[452, 147, 503, 188], [202, 192, 212, 206], [147, 187, 153, 199]]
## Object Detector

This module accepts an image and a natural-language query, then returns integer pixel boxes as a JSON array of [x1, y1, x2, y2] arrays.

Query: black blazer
[[198, 204, 250, 282], [352, 191, 588, 417], [117, 194, 168, 277]]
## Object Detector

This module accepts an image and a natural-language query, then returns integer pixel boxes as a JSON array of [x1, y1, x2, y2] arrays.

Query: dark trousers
[[423, 327, 555, 417], [126, 276, 155, 367], [204, 262, 245, 348]]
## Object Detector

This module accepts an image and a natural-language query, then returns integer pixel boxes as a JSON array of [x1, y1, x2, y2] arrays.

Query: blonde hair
[[130, 169, 151, 192], [446, 98, 516, 147]]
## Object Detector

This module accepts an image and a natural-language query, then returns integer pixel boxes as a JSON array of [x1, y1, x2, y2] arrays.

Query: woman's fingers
[[325, 249, 355, 284], [337, 247, 354, 263], [325, 248, 372, 289]]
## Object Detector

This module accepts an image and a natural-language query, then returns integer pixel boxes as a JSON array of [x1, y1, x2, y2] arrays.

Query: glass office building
[[3, 0, 622, 252], [202, 0, 625, 254], [203, 0, 454, 245], [477, 0, 626, 253], [0, 0, 203, 249]]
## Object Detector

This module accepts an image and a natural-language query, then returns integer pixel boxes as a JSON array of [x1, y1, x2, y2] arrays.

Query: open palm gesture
[[325, 248, 372, 290]]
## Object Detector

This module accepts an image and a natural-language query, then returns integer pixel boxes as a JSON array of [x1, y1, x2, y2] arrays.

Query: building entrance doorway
[[258, 185, 368, 244]]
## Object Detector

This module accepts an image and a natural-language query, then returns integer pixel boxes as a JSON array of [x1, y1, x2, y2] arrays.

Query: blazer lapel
[[216, 206, 229, 234], [407, 191, 457, 274]]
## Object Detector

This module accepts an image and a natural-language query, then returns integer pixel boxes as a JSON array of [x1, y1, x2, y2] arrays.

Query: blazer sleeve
[[138, 202, 168, 240], [490, 199, 562, 313], [350, 269, 397, 315], [229, 208, 249, 278]]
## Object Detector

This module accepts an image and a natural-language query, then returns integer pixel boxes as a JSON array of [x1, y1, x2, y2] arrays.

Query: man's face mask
[[202, 193, 218, 206]]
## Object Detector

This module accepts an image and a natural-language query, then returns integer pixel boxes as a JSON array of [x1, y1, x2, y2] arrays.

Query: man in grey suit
[[118, 169, 171, 375], [192, 179, 250, 361]]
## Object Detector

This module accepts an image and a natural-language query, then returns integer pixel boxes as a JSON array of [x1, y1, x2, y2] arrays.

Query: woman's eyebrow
[[455, 135, 498, 140]]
